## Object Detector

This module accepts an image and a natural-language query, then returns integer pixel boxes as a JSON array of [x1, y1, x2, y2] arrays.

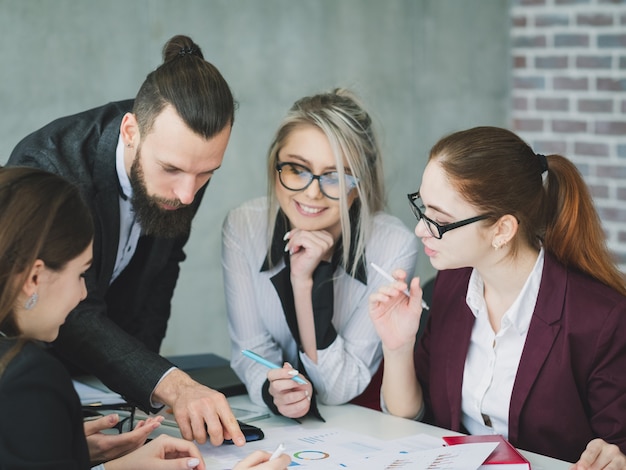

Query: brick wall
[[510, 0, 626, 272]]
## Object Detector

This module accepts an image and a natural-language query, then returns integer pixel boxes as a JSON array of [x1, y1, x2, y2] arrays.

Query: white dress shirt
[[222, 197, 419, 407], [461, 249, 544, 438], [112, 135, 141, 284]]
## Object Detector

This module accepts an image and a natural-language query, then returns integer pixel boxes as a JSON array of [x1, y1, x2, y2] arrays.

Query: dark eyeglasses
[[276, 161, 358, 200], [407, 192, 490, 239]]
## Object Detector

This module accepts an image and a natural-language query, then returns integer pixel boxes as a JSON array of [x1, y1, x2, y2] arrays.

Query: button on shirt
[[461, 249, 544, 439], [112, 135, 141, 284]]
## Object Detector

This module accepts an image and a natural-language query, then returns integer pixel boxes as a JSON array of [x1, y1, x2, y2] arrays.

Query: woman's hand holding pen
[[369, 269, 424, 351], [267, 362, 312, 419], [233, 449, 291, 469]]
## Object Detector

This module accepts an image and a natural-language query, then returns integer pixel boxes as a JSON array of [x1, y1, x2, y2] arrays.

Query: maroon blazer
[[416, 252, 626, 463]]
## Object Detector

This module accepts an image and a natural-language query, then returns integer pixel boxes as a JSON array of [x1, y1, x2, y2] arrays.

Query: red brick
[[512, 15, 527, 27], [514, 56, 527, 68], [577, 14, 613, 26], [514, 76, 546, 89], [589, 184, 610, 199], [513, 118, 544, 132], [619, 231, 626, 243], [597, 206, 626, 223], [574, 142, 610, 156], [595, 121, 626, 135], [537, 97, 569, 111], [520, 0, 546, 4], [552, 120, 587, 133], [533, 140, 568, 155], [622, 100, 626, 113], [556, 0, 590, 4], [598, 34, 626, 48], [513, 35, 547, 48], [554, 77, 588, 90], [576, 56, 612, 68], [597, 78, 626, 91], [513, 97, 528, 111], [618, 188, 626, 201], [555, 34, 590, 47], [536, 14, 569, 27], [536, 56, 568, 68], [597, 165, 626, 178], [578, 99, 613, 113]]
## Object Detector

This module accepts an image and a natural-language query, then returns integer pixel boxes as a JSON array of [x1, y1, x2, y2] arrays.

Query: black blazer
[[7, 101, 207, 411], [0, 340, 90, 469]]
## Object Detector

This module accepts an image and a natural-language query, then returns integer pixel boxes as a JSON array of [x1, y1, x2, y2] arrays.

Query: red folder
[[443, 434, 531, 469]]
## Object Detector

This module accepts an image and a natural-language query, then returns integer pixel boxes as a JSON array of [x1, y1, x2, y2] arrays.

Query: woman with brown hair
[[0, 167, 289, 469], [370, 126, 626, 467]]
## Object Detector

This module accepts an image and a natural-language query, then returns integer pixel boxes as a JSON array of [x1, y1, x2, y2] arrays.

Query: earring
[[126, 142, 132, 148], [24, 292, 38, 310]]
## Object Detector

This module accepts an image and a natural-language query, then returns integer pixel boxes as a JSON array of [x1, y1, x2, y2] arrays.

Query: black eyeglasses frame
[[276, 161, 358, 201], [407, 191, 490, 239]]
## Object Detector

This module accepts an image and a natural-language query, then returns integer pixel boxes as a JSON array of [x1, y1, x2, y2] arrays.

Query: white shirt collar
[[465, 248, 545, 335]]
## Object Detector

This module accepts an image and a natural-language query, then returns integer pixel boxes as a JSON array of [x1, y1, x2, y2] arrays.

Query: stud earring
[[24, 292, 38, 310]]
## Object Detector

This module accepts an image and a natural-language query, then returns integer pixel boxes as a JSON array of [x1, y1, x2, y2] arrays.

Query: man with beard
[[6, 34, 247, 448]]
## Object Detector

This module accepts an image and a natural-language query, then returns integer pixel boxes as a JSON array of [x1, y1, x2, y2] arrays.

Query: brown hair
[[0, 167, 94, 375], [132, 34, 235, 138], [430, 126, 626, 296]]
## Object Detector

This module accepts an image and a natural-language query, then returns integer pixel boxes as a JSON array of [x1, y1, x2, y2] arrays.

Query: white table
[[156, 394, 572, 469]]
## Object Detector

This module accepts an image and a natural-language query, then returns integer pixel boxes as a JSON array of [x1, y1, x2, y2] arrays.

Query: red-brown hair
[[430, 126, 626, 296]]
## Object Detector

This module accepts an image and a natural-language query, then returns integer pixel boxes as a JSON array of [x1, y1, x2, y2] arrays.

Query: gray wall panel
[[0, 0, 510, 358]]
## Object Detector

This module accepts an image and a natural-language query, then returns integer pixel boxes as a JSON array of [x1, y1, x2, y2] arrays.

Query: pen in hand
[[370, 262, 430, 310], [241, 349, 308, 385], [269, 443, 286, 461]]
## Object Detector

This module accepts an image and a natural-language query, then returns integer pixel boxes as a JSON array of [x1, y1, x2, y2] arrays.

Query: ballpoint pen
[[241, 349, 308, 385], [370, 262, 430, 310]]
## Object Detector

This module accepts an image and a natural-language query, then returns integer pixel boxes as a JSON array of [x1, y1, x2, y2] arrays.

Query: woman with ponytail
[[369, 126, 626, 467]]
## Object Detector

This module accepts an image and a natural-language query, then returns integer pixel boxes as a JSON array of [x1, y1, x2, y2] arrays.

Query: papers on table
[[200, 425, 499, 469], [73, 379, 126, 406]]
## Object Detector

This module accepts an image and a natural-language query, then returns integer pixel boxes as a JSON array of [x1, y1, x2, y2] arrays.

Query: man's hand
[[153, 369, 245, 446], [84, 413, 163, 464]]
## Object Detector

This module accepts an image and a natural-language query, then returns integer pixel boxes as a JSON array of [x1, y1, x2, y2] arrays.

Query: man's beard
[[129, 154, 196, 239]]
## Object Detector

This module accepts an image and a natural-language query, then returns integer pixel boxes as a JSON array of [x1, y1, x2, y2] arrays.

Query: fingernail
[[283, 231, 291, 241], [288, 369, 299, 376], [187, 458, 200, 468], [284, 243, 289, 252], [289, 248, 294, 255], [108, 414, 119, 423]]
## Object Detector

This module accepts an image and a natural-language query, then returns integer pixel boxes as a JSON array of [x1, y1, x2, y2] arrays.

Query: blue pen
[[241, 349, 308, 385]]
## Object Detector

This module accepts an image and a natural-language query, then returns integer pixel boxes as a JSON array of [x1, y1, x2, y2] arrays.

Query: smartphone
[[223, 420, 264, 444]]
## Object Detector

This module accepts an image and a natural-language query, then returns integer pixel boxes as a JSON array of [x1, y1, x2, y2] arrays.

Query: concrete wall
[[0, 0, 510, 358]]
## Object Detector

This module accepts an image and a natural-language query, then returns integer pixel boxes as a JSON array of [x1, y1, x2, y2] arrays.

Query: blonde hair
[[266, 89, 385, 276]]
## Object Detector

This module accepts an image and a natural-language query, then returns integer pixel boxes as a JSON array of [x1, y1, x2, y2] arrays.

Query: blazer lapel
[[508, 254, 564, 442], [91, 114, 124, 292]]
